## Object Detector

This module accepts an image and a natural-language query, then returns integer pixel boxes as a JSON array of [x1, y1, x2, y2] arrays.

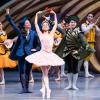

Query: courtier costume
[[81, 20, 100, 77], [55, 16, 95, 90], [56, 27, 95, 73], [6, 15, 41, 93], [81, 21, 100, 60]]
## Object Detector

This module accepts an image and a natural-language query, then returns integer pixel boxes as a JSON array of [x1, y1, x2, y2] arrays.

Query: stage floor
[[0, 71, 100, 100]]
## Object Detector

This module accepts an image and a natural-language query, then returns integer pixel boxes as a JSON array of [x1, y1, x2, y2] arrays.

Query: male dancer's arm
[[6, 8, 21, 34], [81, 22, 100, 34], [95, 25, 100, 35]]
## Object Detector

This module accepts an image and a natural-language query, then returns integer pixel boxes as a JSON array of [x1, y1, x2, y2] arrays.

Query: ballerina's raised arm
[[49, 10, 57, 36], [35, 11, 43, 37]]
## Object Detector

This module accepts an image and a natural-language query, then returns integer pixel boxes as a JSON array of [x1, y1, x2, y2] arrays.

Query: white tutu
[[25, 50, 65, 67]]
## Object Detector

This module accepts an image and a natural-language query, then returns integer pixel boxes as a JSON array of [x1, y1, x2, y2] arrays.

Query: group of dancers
[[0, 8, 99, 99]]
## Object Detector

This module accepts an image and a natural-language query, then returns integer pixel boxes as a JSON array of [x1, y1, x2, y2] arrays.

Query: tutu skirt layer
[[25, 50, 64, 67]]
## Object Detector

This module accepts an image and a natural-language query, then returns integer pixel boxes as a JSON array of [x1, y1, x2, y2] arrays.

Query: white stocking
[[84, 61, 94, 78], [61, 64, 67, 77], [0, 69, 5, 85]]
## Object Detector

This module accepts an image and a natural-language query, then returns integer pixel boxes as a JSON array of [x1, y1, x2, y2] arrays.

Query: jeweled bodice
[[40, 34, 54, 52]]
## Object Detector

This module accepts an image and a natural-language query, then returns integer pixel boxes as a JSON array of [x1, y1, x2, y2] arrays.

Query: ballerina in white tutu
[[25, 10, 64, 99]]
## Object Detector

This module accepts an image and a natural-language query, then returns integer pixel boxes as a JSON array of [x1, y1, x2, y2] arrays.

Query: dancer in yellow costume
[[0, 22, 17, 85], [81, 13, 100, 78]]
